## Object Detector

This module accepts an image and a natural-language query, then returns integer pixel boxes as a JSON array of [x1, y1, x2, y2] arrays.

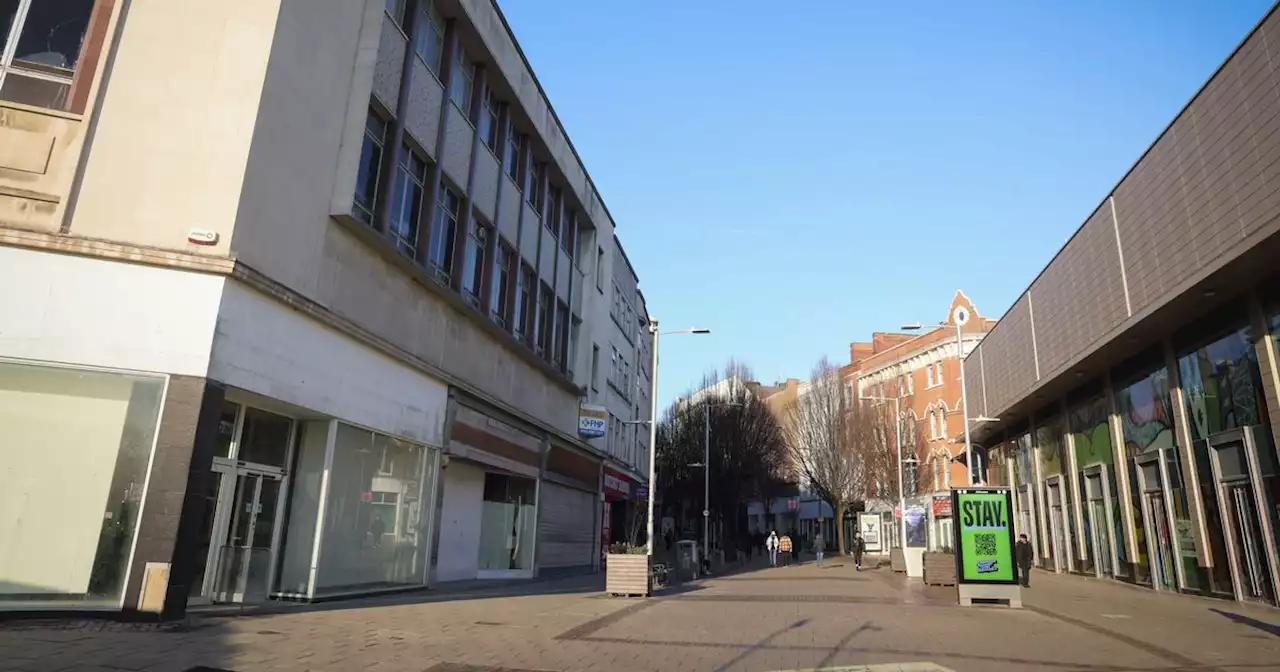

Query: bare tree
[[785, 357, 894, 554], [655, 361, 790, 550]]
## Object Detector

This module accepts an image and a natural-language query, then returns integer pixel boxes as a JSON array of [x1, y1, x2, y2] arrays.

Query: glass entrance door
[[1017, 486, 1036, 558], [1144, 492, 1177, 591], [189, 473, 226, 599], [1138, 457, 1177, 591], [1211, 432, 1279, 605], [1047, 479, 1070, 572], [211, 470, 282, 603], [1085, 470, 1114, 577], [1226, 483, 1273, 602]]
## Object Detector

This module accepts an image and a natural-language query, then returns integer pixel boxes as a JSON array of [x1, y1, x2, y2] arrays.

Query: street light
[[902, 305, 979, 485], [645, 321, 711, 558], [699, 401, 742, 565], [860, 393, 905, 551]]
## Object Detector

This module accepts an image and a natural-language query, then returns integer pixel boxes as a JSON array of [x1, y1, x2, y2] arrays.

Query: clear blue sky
[[501, 0, 1273, 408]]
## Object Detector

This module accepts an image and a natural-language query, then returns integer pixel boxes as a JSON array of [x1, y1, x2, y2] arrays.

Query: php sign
[[578, 404, 608, 439]]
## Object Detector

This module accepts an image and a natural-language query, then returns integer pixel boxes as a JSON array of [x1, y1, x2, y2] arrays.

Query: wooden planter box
[[890, 548, 907, 573], [923, 552, 957, 586], [606, 554, 651, 597]]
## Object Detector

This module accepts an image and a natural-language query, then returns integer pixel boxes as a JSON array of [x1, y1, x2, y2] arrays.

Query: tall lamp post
[[859, 393, 905, 550], [644, 321, 711, 557], [901, 306, 980, 485], [691, 401, 742, 565]]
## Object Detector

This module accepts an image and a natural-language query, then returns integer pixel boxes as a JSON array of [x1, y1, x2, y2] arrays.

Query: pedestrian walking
[[813, 531, 825, 567], [1016, 533, 1034, 587], [766, 530, 779, 567], [852, 532, 865, 570], [779, 533, 793, 567]]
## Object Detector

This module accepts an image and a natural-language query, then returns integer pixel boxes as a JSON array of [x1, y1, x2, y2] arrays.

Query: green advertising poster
[[952, 488, 1017, 584]]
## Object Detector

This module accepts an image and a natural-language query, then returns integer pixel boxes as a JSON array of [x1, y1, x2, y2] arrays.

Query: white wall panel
[[209, 280, 448, 446], [0, 247, 222, 376]]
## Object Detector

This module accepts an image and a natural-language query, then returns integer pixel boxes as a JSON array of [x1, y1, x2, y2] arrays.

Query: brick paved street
[[3, 558, 1279, 672]]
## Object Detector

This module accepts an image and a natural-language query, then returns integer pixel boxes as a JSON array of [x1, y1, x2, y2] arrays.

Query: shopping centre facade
[[968, 6, 1280, 605], [0, 0, 649, 618]]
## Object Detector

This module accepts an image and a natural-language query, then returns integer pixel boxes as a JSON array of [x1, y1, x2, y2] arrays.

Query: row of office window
[[353, 103, 575, 374], [357, 2, 600, 378]]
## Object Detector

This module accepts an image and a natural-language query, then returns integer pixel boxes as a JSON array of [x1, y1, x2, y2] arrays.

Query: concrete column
[[1062, 398, 1088, 566], [1164, 338, 1212, 569], [124, 376, 225, 620], [1249, 292, 1280, 472], [1105, 369, 1143, 578]]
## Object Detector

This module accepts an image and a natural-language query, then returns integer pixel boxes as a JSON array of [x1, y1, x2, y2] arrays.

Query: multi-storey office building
[[588, 235, 651, 553], [969, 6, 1280, 607], [0, 0, 651, 618]]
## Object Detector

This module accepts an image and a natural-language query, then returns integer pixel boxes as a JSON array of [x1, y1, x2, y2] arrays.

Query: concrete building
[[0, 0, 651, 618], [968, 5, 1280, 608], [589, 235, 652, 554], [845, 292, 996, 557]]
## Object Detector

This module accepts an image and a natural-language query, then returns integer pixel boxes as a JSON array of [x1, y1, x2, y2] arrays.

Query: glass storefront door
[[1084, 468, 1115, 577], [1017, 485, 1037, 558], [1136, 455, 1179, 591], [1046, 477, 1072, 572], [210, 469, 283, 602], [1210, 431, 1278, 604], [189, 474, 226, 597], [193, 401, 295, 604]]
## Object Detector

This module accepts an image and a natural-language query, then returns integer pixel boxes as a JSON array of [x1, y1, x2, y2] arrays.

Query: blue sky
[[501, 0, 1273, 407]]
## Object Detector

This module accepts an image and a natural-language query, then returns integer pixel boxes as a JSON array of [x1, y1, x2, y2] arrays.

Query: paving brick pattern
[[2, 559, 1278, 672]]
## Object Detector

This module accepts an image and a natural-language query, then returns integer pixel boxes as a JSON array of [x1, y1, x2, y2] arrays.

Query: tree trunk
[[835, 500, 847, 556]]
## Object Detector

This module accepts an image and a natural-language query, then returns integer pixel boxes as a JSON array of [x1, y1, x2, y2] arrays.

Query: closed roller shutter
[[537, 482, 595, 570]]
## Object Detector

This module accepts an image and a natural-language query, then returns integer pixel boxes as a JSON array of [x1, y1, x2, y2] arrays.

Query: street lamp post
[[698, 401, 742, 567], [902, 306, 978, 485], [860, 394, 905, 551], [644, 322, 710, 558]]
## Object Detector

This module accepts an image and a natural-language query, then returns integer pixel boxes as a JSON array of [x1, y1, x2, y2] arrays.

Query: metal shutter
[[537, 482, 595, 570]]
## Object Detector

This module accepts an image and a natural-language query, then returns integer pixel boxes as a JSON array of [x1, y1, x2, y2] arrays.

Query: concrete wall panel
[[441, 105, 473, 189], [519, 203, 540, 265], [472, 147, 500, 223], [372, 15, 405, 115], [404, 60, 444, 157], [497, 175, 520, 243]]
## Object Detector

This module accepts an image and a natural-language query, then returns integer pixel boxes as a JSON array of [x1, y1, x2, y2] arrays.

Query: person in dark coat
[[852, 532, 865, 570], [1016, 533, 1034, 587]]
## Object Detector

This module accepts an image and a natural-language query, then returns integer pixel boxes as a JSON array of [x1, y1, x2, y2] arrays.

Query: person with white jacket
[[766, 530, 780, 567]]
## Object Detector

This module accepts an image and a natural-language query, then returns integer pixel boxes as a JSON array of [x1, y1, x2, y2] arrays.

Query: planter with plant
[[606, 542, 651, 597], [923, 546, 957, 586]]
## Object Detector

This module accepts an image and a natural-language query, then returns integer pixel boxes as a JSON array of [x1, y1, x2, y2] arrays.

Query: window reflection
[[1177, 328, 1267, 441], [314, 424, 434, 594]]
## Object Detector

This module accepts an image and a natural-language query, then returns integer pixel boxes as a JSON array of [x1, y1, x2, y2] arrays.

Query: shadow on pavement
[[1211, 607, 1280, 637]]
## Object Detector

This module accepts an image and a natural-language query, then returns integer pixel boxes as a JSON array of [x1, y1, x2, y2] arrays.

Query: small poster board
[[857, 513, 882, 553]]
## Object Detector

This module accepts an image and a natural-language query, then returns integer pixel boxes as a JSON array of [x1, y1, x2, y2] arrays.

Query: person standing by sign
[[852, 532, 865, 570], [1016, 533, 1034, 587], [779, 533, 793, 567]]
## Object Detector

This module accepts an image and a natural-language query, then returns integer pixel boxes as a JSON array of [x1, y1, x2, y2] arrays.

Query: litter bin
[[675, 540, 699, 582]]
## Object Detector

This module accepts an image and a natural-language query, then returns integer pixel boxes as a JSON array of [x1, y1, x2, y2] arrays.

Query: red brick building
[[843, 291, 997, 496]]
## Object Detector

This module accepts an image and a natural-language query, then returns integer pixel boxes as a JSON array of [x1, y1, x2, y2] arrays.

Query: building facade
[[587, 235, 652, 555], [969, 6, 1280, 608], [847, 292, 996, 552], [0, 0, 650, 618]]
